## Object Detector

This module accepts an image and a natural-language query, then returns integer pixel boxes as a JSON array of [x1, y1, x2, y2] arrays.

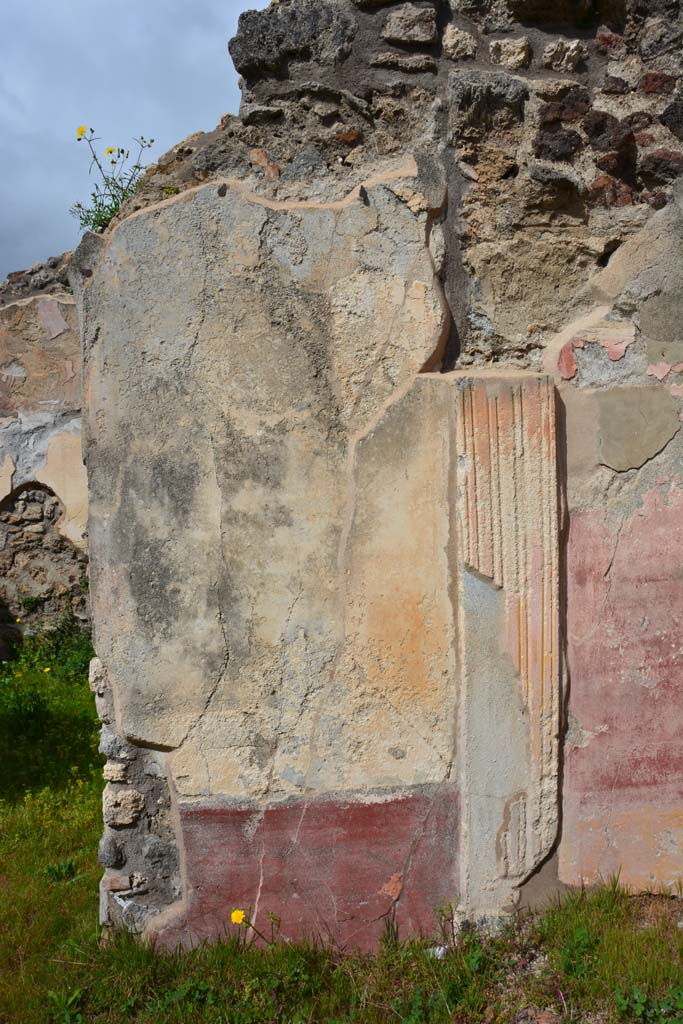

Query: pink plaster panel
[[561, 487, 683, 887]]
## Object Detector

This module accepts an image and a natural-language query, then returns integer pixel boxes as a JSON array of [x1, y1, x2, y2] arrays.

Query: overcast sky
[[0, 0, 268, 281]]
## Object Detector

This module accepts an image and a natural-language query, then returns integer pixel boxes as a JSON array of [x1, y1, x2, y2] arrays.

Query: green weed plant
[[71, 126, 153, 232]]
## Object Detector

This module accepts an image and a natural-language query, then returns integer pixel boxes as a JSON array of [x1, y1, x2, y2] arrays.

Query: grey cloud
[[0, 0, 267, 280]]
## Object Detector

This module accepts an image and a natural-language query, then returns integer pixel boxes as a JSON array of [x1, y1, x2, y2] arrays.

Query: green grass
[[0, 618, 98, 799], [532, 880, 683, 1009], [2, 625, 683, 1023]]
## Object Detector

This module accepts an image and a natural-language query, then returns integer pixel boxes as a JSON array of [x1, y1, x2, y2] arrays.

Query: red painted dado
[[153, 787, 460, 951], [561, 487, 683, 888]]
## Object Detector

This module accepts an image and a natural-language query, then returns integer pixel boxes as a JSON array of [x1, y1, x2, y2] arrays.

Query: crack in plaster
[[600, 421, 681, 477], [252, 831, 267, 927], [172, 433, 231, 764], [116, 160, 421, 230], [603, 516, 626, 584], [369, 771, 455, 935], [260, 572, 305, 804]]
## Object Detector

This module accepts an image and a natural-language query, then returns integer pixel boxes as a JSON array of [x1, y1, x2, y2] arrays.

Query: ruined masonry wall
[[72, 0, 683, 949], [0, 260, 89, 647]]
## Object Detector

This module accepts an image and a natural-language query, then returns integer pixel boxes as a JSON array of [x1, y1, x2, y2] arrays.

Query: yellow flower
[[105, 147, 115, 155], [15, 618, 21, 623], [76, 125, 87, 138], [231, 909, 246, 925], [44, 667, 51, 673]]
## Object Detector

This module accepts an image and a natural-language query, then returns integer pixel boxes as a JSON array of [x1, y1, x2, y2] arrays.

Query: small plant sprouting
[[230, 907, 283, 947], [47, 987, 84, 1024], [616, 983, 683, 1022], [70, 126, 154, 233], [559, 925, 597, 978], [45, 858, 77, 883], [162, 980, 216, 1010]]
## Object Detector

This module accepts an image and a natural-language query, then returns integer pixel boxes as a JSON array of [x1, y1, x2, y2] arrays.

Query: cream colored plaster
[[36, 431, 88, 548], [0, 453, 15, 501]]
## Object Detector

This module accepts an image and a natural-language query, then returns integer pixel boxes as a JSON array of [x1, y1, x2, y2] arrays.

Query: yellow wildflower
[[15, 618, 21, 623], [105, 147, 116, 155], [76, 125, 87, 138], [231, 909, 246, 925], [44, 667, 51, 673]]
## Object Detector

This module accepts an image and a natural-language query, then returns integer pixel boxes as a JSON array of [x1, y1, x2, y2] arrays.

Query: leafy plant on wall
[[70, 126, 154, 232]]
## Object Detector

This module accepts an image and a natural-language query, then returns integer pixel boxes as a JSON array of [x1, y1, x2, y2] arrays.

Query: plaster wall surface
[[70, 0, 683, 948], [554, 196, 683, 891]]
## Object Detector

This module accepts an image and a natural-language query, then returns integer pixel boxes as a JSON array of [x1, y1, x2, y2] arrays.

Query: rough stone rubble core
[[69, 0, 683, 950]]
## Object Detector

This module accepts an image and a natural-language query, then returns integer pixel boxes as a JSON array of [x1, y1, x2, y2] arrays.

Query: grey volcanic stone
[[449, 71, 529, 126], [99, 834, 126, 869], [371, 51, 437, 72], [228, 0, 357, 79], [381, 4, 438, 44]]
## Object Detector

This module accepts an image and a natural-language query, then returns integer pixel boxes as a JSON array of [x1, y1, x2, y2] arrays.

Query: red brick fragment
[[558, 341, 577, 380], [640, 149, 683, 186], [334, 128, 362, 145], [105, 873, 132, 892], [588, 174, 633, 207], [639, 72, 677, 95], [642, 190, 669, 210], [595, 30, 625, 55]]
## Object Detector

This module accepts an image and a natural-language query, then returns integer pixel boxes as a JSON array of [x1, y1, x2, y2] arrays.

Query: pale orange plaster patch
[[379, 872, 403, 899], [647, 361, 671, 380]]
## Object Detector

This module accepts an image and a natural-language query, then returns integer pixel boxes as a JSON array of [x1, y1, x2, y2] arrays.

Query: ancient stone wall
[[0, 257, 89, 646], [72, 0, 683, 948]]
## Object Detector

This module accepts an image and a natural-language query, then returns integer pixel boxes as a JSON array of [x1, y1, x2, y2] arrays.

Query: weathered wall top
[[104, 0, 682, 367], [0, 252, 72, 308]]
